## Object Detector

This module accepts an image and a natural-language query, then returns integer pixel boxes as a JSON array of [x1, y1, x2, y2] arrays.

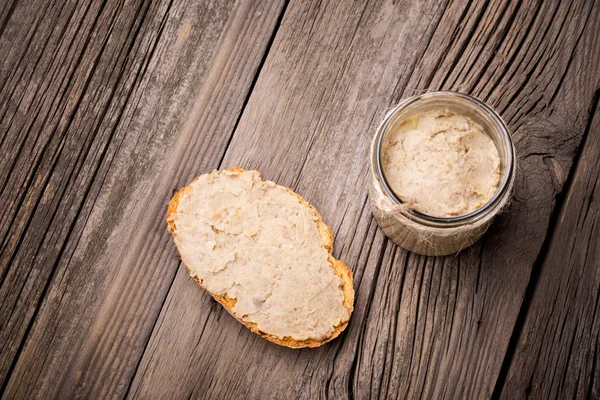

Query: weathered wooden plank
[[1, 0, 153, 383], [128, 0, 600, 398], [350, 1, 600, 399], [497, 96, 600, 399], [0, 0, 286, 398]]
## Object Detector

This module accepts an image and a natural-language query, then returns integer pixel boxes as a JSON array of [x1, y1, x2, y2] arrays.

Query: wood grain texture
[[0, 0, 598, 398], [498, 95, 600, 399], [127, 0, 600, 399], [353, 1, 600, 399], [0, 0, 286, 398]]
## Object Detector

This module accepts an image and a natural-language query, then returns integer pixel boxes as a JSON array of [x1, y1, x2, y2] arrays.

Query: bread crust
[[166, 167, 354, 348]]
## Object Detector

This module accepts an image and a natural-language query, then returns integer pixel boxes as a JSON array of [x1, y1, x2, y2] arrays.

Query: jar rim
[[374, 90, 516, 226]]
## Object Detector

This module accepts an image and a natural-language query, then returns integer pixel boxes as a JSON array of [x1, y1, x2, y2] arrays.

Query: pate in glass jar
[[369, 91, 516, 256]]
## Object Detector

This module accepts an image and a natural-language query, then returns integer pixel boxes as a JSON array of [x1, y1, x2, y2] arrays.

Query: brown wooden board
[[0, 0, 286, 398], [498, 96, 600, 399], [0, 0, 599, 398], [127, 0, 600, 399]]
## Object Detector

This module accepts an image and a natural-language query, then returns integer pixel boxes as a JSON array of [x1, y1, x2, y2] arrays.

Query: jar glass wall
[[369, 91, 516, 256]]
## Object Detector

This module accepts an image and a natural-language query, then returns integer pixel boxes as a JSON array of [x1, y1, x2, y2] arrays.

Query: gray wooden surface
[[0, 0, 599, 398]]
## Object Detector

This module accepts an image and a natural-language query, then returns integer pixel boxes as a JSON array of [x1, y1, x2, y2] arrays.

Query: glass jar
[[369, 91, 516, 256]]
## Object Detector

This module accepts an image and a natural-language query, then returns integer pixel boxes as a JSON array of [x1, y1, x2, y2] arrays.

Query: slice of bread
[[166, 167, 354, 348]]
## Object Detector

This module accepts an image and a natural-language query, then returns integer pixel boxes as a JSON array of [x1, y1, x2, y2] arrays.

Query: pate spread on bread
[[166, 167, 354, 348]]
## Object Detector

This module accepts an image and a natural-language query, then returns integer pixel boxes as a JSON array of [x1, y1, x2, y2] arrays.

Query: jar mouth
[[375, 91, 515, 227]]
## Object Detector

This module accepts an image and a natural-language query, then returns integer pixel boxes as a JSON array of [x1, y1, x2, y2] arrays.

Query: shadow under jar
[[369, 91, 516, 256]]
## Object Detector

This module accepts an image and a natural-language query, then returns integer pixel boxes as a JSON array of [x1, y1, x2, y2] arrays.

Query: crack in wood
[[492, 88, 600, 398]]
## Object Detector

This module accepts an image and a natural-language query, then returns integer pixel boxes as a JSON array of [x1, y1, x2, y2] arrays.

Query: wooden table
[[1, 0, 599, 398]]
